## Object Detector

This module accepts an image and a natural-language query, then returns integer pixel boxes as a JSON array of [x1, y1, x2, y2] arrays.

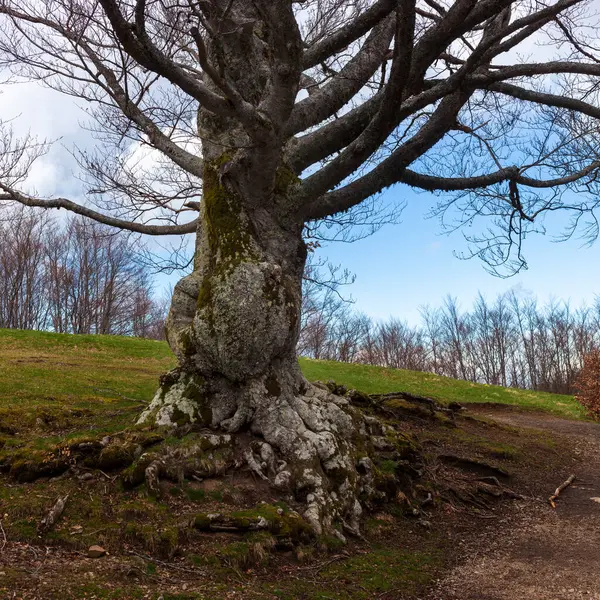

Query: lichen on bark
[[137, 9, 398, 536]]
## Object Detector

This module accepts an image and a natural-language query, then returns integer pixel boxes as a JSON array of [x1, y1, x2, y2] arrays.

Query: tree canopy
[[0, 0, 600, 272]]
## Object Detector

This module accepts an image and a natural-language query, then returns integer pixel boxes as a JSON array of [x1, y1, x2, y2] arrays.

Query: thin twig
[[297, 553, 347, 573], [125, 549, 206, 576], [549, 474, 576, 508], [0, 517, 7, 552], [92, 387, 149, 405]]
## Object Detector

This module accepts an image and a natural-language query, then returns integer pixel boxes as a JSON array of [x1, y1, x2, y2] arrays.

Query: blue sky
[[151, 181, 600, 326], [313, 185, 600, 325], [2, 83, 599, 325]]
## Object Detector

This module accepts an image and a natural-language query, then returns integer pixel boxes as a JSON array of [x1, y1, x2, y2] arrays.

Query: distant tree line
[[300, 280, 600, 395], [2, 204, 597, 393], [0, 207, 167, 338]]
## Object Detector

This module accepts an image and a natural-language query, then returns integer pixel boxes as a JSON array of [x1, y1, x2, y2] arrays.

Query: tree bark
[[136, 3, 397, 536], [140, 147, 309, 430], [138, 180, 377, 533]]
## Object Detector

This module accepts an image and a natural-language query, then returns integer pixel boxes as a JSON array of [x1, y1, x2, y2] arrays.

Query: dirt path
[[427, 408, 600, 600]]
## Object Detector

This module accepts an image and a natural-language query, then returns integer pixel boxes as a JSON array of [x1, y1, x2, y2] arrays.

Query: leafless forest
[[1, 203, 596, 394], [0, 207, 167, 338], [300, 273, 600, 394]]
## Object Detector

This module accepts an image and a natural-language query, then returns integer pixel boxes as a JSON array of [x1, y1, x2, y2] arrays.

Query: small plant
[[575, 350, 600, 419]]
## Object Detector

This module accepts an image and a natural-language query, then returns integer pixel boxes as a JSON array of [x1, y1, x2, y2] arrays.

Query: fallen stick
[[549, 474, 576, 508], [92, 387, 148, 405], [38, 495, 69, 534], [0, 516, 6, 552]]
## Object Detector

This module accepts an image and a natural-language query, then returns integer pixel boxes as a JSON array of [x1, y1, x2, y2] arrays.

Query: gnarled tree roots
[[132, 369, 422, 539]]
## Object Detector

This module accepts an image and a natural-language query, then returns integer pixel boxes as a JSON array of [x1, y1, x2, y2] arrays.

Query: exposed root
[[0, 430, 165, 482], [328, 381, 459, 418], [121, 432, 236, 494], [133, 370, 426, 538], [193, 504, 312, 544], [244, 443, 273, 481], [369, 391, 458, 417], [2, 380, 421, 539], [438, 454, 511, 479], [432, 464, 523, 512], [144, 459, 163, 497]]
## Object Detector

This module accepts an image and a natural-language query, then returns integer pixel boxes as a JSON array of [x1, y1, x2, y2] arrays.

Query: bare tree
[[298, 252, 355, 359], [2, 0, 600, 533], [308, 290, 599, 395], [372, 318, 427, 370], [0, 206, 50, 330], [0, 207, 166, 337], [58, 218, 148, 335]]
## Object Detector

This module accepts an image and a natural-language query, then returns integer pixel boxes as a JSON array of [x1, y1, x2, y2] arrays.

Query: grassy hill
[[302, 359, 585, 419], [0, 328, 585, 427], [0, 328, 586, 599]]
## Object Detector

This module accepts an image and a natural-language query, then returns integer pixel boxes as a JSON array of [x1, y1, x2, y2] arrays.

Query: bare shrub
[[575, 350, 600, 419]]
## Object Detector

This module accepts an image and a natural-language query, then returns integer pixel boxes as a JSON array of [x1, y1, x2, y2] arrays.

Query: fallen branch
[[549, 474, 576, 508], [38, 495, 69, 534], [0, 516, 6, 552]]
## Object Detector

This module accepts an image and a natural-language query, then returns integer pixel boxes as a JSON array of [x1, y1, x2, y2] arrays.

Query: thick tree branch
[[255, 0, 303, 131], [189, 25, 245, 106], [288, 16, 394, 136], [96, 0, 249, 123], [302, 0, 396, 68], [400, 162, 600, 191], [296, 0, 417, 202], [294, 0, 515, 199], [300, 91, 470, 220], [287, 93, 382, 173], [0, 187, 197, 235], [485, 82, 600, 120], [0, 6, 204, 179], [293, 0, 577, 193], [472, 60, 600, 84], [82, 45, 204, 179]]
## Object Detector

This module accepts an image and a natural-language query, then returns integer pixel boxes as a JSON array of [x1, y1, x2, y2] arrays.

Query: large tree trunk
[[141, 150, 309, 433], [137, 2, 389, 536], [137, 162, 373, 534], [137, 161, 390, 534]]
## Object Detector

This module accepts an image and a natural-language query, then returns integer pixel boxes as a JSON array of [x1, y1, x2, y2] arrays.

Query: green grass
[[0, 328, 586, 424], [300, 358, 587, 420], [262, 545, 443, 599], [0, 328, 176, 443], [0, 327, 174, 404]]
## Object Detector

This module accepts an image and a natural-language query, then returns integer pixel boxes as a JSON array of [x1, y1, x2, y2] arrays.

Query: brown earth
[[1, 403, 598, 600], [426, 407, 600, 600]]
